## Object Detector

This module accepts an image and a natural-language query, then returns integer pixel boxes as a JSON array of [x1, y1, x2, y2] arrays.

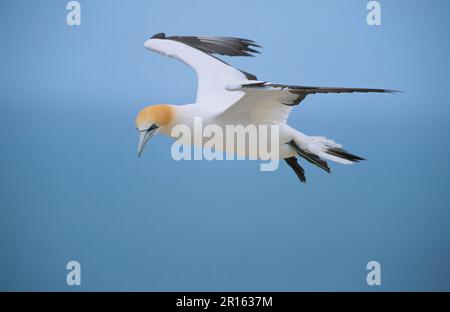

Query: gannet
[[136, 33, 394, 183]]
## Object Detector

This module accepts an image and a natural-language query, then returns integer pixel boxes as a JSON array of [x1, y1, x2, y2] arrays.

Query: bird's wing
[[220, 81, 396, 123], [144, 33, 260, 109]]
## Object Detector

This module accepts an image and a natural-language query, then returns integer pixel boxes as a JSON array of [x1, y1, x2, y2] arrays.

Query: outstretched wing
[[221, 81, 396, 123], [144, 33, 260, 109]]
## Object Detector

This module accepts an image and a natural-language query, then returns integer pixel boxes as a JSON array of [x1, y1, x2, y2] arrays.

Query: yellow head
[[135, 105, 174, 157]]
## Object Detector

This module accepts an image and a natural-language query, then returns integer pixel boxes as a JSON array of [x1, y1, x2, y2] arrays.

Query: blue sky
[[0, 0, 449, 291]]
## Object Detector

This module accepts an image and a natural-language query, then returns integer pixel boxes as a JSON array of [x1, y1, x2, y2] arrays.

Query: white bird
[[136, 33, 395, 183]]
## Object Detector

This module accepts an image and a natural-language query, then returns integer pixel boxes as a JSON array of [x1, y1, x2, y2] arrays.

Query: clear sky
[[0, 0, 449, 291]]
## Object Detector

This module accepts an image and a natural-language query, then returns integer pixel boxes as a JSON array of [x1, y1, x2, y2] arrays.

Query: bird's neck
[[159, 104, 210, 136]]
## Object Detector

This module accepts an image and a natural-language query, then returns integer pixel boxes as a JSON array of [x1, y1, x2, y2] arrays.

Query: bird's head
[[135, 104, 174, 157]]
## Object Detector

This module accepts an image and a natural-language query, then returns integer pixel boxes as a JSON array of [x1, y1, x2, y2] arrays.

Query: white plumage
[[136, 33, 395, 183]]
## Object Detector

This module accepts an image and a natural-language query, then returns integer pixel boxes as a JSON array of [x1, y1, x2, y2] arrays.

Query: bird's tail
[[288, 134, 365, 173]]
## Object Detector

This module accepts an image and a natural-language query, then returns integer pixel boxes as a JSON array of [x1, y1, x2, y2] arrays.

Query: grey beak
[[137, 128, 158, 158]]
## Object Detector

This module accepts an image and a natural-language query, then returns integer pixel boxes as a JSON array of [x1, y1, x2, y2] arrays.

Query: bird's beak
[[137, 126, 158, 158]]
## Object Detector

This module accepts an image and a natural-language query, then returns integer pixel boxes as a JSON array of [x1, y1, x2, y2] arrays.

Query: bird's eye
[[149, 124, 159, 131]]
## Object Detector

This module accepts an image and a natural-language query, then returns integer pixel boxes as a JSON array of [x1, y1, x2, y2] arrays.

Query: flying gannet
[[136, 33, 395, 183]]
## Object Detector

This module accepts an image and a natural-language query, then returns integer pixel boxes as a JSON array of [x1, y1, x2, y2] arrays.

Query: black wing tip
[[216, 36, 262, 47], [356, 88, 400, 93], [274, 85, 402, 95], [209, 36, 262, 56], [386, 89, 403, 94], [154, 33, 262, 57], [371, 88, 402, 94], [362, 88, 404, 94]]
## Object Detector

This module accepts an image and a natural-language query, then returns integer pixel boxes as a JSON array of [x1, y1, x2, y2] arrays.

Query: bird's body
[[136, 33, 395, 182], [155, 103, 295, 159]]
